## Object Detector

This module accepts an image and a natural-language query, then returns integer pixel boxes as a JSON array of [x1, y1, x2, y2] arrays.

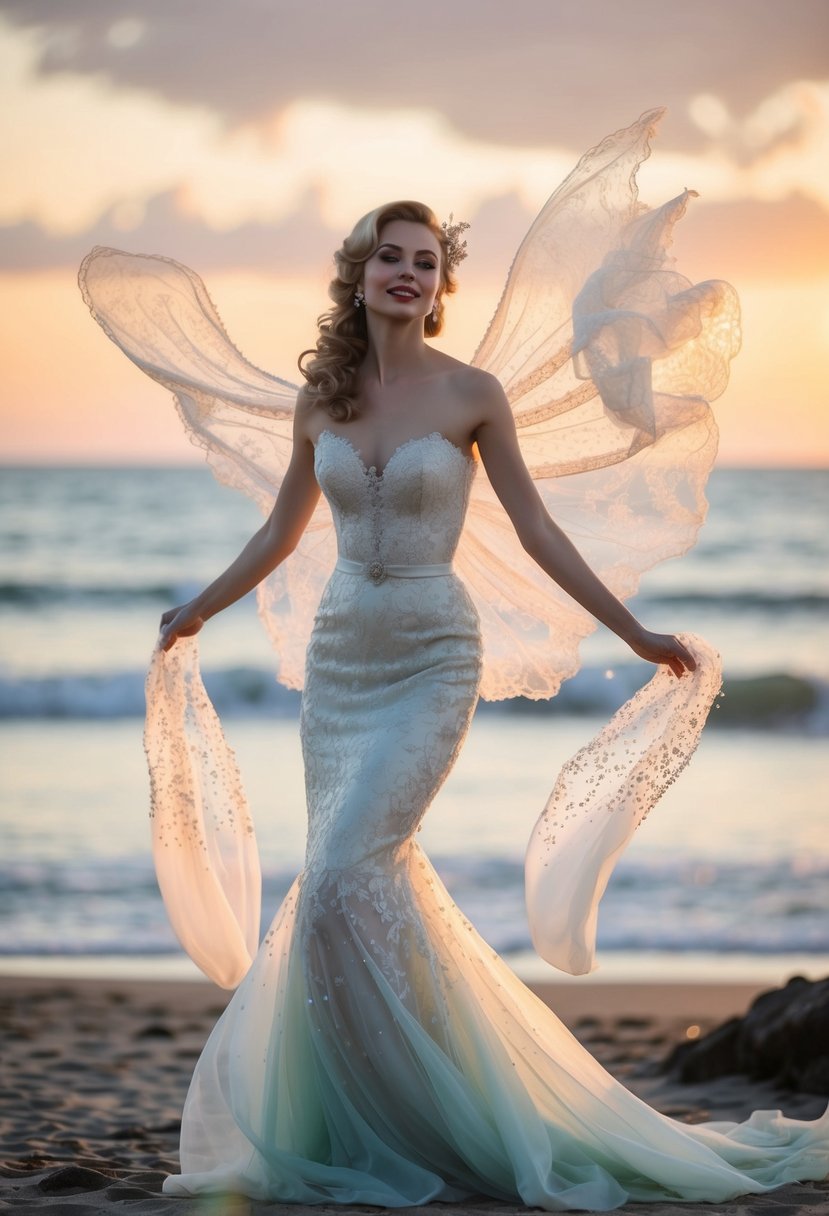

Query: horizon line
[[2, 458, 828, 473]]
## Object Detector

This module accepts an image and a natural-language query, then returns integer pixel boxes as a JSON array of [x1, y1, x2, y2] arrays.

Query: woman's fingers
[[158, 609, 179, 651], [673, 637, 697, 674], [158, 604, 202, 651], [661, 637, 695, 676], [159, 611, 204, 651], [632, 630, 697, 677], [661, 636, 696, 678]]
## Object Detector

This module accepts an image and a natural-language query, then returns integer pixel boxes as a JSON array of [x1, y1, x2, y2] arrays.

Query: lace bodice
[[314, 430, 476, 566], [301, 428, 483, 893]]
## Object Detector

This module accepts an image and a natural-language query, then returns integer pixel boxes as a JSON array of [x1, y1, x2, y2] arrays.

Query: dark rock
[[134, 1021, 174, 1039], [663, 975, 829, 1095], [664, 1017, 741, 1082], [37, 1165, 112, 1193], [798, 1056, 829, 1096], [108, 1124, 148, 1140]]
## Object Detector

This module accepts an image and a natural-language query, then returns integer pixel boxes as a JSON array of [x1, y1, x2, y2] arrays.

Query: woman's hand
[[159, 603, 205, 652], [153, 411, 321, 656], [626, 628, 697, 678]]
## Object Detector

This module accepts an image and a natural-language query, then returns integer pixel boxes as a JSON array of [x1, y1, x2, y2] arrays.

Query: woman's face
[[361, 220, 442, 324]]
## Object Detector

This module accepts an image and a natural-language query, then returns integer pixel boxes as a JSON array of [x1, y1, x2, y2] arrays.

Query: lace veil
[[79, 107, 739, 702]]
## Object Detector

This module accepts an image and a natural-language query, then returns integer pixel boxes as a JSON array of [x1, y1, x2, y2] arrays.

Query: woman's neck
[[360, 315, 434, 388]]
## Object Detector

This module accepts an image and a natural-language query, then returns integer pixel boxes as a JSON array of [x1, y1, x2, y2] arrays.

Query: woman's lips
[[387, 287, 418, 299]]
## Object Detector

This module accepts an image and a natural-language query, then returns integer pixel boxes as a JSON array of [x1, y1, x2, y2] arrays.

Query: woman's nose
[[398, 267, 414, 279]]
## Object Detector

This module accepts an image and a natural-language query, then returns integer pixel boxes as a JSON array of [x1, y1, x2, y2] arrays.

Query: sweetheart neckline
[[316, 429, 474, 480]]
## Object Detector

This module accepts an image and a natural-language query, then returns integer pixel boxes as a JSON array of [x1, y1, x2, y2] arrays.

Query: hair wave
[[298, 201, 458, 421]]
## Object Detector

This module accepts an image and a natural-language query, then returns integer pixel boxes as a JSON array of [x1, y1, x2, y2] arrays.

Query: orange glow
[[1, 269, 827, 466], [1, 9, 828, 467]]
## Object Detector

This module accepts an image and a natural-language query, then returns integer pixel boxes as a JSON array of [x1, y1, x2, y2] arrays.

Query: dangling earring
[[354, 288, 365, 308], [431, 302, 438, 322]]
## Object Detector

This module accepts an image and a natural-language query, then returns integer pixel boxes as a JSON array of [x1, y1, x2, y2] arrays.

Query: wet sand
[[1, 976, 826, 1213]]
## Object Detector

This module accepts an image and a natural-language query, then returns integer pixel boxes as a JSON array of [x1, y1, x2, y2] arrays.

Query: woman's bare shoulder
[[458, 365, 504, 398], [443, 365, 509, 427], [293, 384, 320, 443], [429, 353, 503, 399], [429, 361, 508, 447]]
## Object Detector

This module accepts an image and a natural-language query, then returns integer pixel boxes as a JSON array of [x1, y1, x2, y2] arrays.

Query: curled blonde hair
[[298, 201, 458, 421]]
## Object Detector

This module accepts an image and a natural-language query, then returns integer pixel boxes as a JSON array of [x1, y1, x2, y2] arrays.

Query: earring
[[431, 302, 438, 322], [354, 288, 365, 308]]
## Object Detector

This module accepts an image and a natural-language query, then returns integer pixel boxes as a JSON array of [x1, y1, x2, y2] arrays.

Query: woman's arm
[[472, 374, 696, 677], [159, 406, 320, 650]]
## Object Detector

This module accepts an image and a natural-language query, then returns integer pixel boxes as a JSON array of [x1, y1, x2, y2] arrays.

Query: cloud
[[0, 22, 222, 234], [633, 82, 829, 215], [0, 184, 536, 291], [3, 0, 828, 150], [5, 8, 829, 223], [0, 22, 577, 235], [0, 189, 341, 273], [2, 9, 828, 287], [673, 194, 829, 282]]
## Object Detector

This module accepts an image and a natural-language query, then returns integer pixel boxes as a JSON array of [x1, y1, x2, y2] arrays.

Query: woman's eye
[[418, 262, 437, 271], [380, 254, 398, 263]]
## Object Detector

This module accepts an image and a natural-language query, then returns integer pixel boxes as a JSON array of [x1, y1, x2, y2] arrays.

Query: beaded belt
[[335, 556, 453, 586]]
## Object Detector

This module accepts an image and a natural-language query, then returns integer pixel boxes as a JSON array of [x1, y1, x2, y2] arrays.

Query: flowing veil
[[79, 107, 739, 700], [80, 109, 739, 986]]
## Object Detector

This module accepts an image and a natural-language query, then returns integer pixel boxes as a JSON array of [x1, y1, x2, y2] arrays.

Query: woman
[[158, 207, 696, 675], [81, 115, 827, 1208]]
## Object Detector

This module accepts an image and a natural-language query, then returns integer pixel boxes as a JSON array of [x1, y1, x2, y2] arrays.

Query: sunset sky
[[1, 0, 828, 466]]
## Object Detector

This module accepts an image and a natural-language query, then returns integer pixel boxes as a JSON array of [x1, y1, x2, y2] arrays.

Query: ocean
[[1, 465, 827, 984]]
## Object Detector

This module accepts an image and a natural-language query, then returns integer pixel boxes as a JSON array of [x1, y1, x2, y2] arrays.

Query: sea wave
[[0, 579, 203, 606], [2, 579, 827, 613], [4, 664, 825, 731], [1, 855, 826, 959], [645, 590, 829, 613], [0, 666, 298, 719]]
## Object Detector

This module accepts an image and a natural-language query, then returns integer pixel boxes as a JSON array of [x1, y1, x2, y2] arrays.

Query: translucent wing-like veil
[[80, 109, 739, 986], [459, 109, 739, 700]]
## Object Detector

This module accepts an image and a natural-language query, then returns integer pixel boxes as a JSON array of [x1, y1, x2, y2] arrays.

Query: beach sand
[[1, 976, 826, 1213]]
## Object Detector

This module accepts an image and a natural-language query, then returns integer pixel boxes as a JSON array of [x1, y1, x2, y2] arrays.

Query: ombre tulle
[[162, 845, 829, 1209]]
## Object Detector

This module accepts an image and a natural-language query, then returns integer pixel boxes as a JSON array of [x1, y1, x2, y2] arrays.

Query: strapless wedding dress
[[157, 431, 829, 1208], [79, 107, 827, 1207]]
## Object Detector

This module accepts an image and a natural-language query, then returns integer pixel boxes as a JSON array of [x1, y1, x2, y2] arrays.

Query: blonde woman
[[81, 113, 827, 1208]]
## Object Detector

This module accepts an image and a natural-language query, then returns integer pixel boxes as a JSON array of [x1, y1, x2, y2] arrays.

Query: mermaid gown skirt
[[156, 431, 828, 1208]]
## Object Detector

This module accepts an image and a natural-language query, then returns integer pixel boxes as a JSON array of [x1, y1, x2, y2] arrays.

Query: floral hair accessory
[[441, 215, 470, 270]]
